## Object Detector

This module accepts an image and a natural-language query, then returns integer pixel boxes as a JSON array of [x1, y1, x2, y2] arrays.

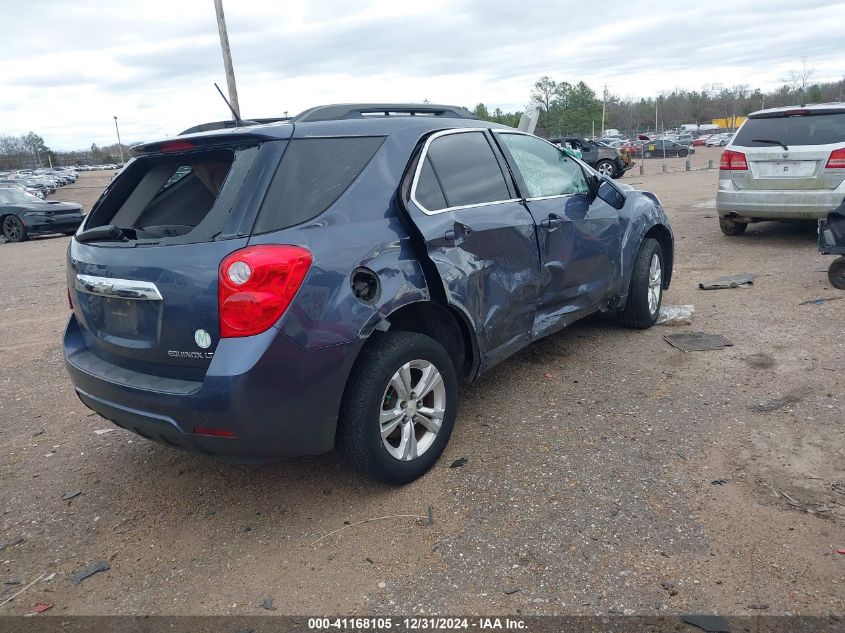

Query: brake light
[[218, 245, 312, 338], [159, 140, 195, 153], [720, 150, 747, 171], [825, 148, 845, 169]]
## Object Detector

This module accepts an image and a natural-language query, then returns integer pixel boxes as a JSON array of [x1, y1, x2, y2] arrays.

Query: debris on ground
[[751, 393, 801, 413], [427, 506, 434, 526], [30, 602, 52, 614], [657, 304, 694, 326], [699, 273, 756, 290], [0, 573, 46, 609], [61, 491, 82, 501], [0, 537, 24, 552], [664, 332, 734, 352], [258, 597, 275, 610], [747, 604, 770, 610], [681, 614, 731, 632], [798, 296, 843, 305], [504, 588, 521, 595], [450, 458, 468, 468], [70, 561, 110, 585], [711, 479, 727, 486], [93, 428, 114, 435], [779, 491, 802, 507], [837, 548, 845, 555]]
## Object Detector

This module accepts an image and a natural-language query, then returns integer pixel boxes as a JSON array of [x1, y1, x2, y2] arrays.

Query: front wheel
[[2, 216, 27, 242], [679, 149, 689, 157], [828, 256, 845, 290], [338, 331, 458, 485], [621, 238, 664, 329], [596, 160, 616, 178], [643, 151, 652, 159]]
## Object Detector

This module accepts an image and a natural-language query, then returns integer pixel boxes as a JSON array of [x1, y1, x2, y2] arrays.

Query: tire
[[1, 215, 27, 242], [596, 160, 616, 178], [679, 149, 689, 158], [720, 140, 727, 147], [828, 256, 845, 290], [643, 151, 652, 159], [719, 216, 747, 236], [338, 331, 458, 485], [621, 238, 664, 329]]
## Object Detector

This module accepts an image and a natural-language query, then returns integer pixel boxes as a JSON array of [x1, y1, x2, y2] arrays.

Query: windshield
[[734, 112, 845, 147], [0, 187, 41, 204]]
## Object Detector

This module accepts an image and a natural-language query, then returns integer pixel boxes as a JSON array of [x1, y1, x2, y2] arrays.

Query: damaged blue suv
[[63, 104, 673, 484]]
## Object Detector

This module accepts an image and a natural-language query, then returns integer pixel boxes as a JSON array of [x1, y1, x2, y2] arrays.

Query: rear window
[[253, 136, 384, 234], [734, 112, 845, 147], [83, 148, 251, 244]]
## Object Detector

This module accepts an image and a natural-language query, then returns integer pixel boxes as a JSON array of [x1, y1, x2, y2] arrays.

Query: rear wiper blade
[[75, 224, 133, 243], [752, 138, 789, 151]]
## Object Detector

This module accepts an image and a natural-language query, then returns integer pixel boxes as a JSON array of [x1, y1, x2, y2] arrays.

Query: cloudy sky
[[2, 0, 844, 150]]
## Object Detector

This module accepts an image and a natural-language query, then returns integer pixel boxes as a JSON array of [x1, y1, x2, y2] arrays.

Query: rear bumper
[[64, 315, 363, 460], [716, 182, 845, 220]]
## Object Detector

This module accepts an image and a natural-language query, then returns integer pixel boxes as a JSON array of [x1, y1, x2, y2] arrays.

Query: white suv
[[716, 104, 845, 235]]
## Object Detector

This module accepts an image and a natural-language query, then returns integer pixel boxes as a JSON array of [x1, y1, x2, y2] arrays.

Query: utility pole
[[601, 84, 608, 137], [213, 0, 241, 120], [113, 116, 124, 163]]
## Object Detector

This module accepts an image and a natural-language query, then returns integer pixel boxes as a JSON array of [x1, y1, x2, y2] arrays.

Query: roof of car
[[748, 102, 845, 118], [133, 103, 513, 153]]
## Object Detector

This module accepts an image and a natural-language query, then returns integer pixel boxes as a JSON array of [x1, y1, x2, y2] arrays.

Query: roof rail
[[179, 117, 291, 136], [292, 103, 477, 123]]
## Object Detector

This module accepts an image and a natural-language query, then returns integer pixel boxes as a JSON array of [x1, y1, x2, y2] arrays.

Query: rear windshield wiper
[[75, 224, 135, 243], [752, 138, 789, 151]]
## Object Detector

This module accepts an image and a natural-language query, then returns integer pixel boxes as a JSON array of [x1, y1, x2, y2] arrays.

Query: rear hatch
[[68, 133, 287, 381], [728, 107, 845, 191]]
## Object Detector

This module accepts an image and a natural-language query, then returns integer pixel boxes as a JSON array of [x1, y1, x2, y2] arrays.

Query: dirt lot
[[1, 151, 843, 617]]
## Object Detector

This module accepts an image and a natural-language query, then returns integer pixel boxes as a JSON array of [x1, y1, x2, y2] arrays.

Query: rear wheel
[[719, 216, 747, 236], [621, 238, 664, 329], [679, 149, 689, 157], [643, 151, 652, 159], [338, 331, 458, 485], [596, 160, 616, 178], [828, 256, 845, 290], [2, 216, 27, 242]]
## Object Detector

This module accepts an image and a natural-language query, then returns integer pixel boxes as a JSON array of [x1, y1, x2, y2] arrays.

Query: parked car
[[706, 133, 732, 147], [716, 103, 845, 235], [548, 136, 631, 178], [0, 180, 45, 199], [635, 140, 694, 158], [63, 103, 673, 484], [691, 135, 711, 147], [0, 186, 84, 242]]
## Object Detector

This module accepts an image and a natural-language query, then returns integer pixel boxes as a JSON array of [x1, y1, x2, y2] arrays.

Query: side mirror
[[586, 173, 600, 197], [597, 179, 625, 210]]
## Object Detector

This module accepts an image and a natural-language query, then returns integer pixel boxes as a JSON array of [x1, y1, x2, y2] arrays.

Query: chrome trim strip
[[75, 274, 163, 301], [409, 128, 519, 215]]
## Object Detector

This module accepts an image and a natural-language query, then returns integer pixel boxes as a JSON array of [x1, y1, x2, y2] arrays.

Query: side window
[[498, 133, 589, 198], [414, 157, 448, 212], [255, 136, 384, 234], [419, 131, 510, 210]]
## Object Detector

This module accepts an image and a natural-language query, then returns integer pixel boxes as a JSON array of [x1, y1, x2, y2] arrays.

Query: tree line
[[0, 134, 128, 170], [472, 72, 845, 138]]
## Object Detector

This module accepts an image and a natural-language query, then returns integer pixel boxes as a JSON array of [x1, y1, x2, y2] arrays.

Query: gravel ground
[[0, 155, 843, 616]]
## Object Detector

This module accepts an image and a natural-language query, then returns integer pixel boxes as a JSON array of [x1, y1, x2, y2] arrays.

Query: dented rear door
[[404, 129, 540, 373]]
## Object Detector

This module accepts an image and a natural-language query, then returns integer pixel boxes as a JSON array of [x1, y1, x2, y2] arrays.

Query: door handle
[[445, 223, 472, 244], [540, 215, 563, 231]]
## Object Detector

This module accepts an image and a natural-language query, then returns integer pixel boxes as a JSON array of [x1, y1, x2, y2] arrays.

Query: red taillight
[[192, 427, 235, 438], [218, 245, 312, 338], [825, 148, 845, 169], [159, 140, 195, 153], [720, 149, 747, 171]]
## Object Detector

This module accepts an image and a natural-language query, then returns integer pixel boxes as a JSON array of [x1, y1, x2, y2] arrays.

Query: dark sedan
[[635, 140, 694, 158], [0, 186, 84, 242]]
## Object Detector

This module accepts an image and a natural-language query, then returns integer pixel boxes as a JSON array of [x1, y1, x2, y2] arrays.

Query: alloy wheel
[[2, 216, 22, 241], [379, 359, 446, 461], [647, 253, 662, 315]]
